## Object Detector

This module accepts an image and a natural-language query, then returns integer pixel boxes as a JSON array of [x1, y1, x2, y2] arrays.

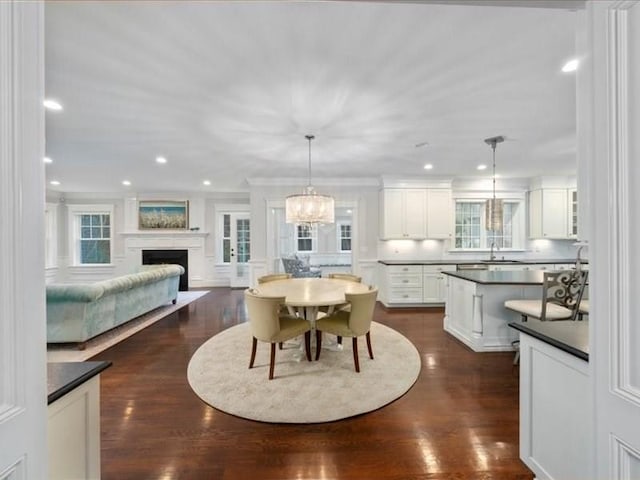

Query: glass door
[[224, 213, 251, 288]]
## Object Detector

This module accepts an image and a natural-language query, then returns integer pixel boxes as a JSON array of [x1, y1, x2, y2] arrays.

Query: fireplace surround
[[142, 249, 188, 291]]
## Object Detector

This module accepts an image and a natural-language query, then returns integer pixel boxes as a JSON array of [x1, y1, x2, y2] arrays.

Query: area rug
[[47, 290, 209, 362], [187, 321, 421, 423]]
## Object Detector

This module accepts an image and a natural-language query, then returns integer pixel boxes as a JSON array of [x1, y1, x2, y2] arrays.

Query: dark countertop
[[48, 361, 112, 404], [378, 259, 584, 266], [509, 320, 589, 361], [443, 270, 546, 285]]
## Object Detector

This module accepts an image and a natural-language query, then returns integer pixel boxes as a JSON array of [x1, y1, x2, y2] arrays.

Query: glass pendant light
[[484, 136, 505, 231], [285, 135, 335, 224]]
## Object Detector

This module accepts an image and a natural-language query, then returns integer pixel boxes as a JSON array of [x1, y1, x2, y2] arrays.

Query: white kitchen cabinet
[[379, 189, 426, 239], [426, 189, 453, 239], [384, 265, 423, 304], [423, 265, 457, 303], [529, 188, 573, 239]]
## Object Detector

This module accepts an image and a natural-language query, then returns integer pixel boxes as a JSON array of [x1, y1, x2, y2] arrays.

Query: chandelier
[[484, 135, 505, 231], [285, 135, 335, 224]]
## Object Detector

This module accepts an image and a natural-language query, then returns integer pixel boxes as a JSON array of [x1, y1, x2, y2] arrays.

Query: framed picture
[[138, 200, 189, 230]]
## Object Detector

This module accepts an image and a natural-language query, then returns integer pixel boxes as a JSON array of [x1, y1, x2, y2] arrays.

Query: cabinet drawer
[[388, 287, 424, 303], [423, 265, 457, 273], [386, 265, 422, 275], [388, 273, 422, 287]]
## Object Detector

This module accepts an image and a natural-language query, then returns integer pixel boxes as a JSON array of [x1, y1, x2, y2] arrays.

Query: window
[[454, 200, 522, 249], [296, 224, 316, 252], [68, 205, 113, 265], [338, 222, 352, 252]]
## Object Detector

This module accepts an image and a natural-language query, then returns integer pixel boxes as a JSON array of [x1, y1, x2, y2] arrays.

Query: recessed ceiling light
[[50, 180, 60, 186], [122, 180, 131, 186], [203, 180, 211, 186], [156, 156, 167, 164], [424, 164, 433, 170], [43, 99, 63, 111], [562, 58, 579, 73], [43, 157, 53, 164], [477, 164, 487, 170]]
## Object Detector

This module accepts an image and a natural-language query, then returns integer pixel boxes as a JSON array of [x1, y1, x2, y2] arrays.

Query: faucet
[[489, 241, 498, 261]]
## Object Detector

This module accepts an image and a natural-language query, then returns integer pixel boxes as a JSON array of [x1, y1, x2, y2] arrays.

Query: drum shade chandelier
[[484, 135, 505, 231], [285, 135, 335, 224]]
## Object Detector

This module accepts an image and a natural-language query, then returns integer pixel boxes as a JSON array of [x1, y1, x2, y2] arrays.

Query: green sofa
[[46, 264, 184, 347]]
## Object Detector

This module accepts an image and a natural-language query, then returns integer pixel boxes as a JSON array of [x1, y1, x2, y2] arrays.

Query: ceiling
[[44, 1, 579, 193]]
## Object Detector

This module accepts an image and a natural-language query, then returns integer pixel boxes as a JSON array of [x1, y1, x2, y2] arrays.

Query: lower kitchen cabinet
[[423, 265, 457, 303]]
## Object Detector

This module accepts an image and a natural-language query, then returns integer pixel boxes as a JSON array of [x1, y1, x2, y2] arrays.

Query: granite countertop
[[509, 319, 589, 361], [378, 259, 584, 266], [443, 270, 547, 285], [48, 361, 112, 404]]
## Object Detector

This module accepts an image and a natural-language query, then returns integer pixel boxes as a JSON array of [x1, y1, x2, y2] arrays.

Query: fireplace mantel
[[120, 231, 209, 237]]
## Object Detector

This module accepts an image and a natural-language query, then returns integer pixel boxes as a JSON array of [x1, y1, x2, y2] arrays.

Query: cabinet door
[[404, 189, 427, 238], [380, 189, 405, 239], [423, 273, 440, 303], [529, 189, 543, 239], [542, 189, 569, 238], [426, 189, 453, 239]]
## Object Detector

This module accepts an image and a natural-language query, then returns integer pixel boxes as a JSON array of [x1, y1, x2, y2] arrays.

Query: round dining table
[[254, 277, 370, 315], [254, 277, 371, 357]]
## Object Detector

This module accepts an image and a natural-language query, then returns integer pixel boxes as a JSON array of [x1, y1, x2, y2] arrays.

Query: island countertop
[[509, 320, 589, 361], [443, 270, 547, 285], [378, 259, 583, 266], [48, 361, 112, 404]]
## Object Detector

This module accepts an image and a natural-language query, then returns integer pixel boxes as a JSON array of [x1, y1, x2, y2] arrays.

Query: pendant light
[[285, 135, 335, 224], [484, 135, 505, 231]]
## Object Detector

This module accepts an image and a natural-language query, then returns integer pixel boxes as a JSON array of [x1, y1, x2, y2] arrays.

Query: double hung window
[[68, 205, 113, 265]]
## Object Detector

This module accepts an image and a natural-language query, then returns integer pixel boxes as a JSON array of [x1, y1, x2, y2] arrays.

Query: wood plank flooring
[[91, 288, 533, 480]]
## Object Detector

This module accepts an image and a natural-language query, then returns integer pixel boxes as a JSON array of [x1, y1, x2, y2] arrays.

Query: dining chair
[[314, 287, 378, 372], [578, 299, 589, 320], [244, 289, 311, 380], [328, 273, 362, 283], [505, 269, 588, 365], [257, 273, 292, 284]]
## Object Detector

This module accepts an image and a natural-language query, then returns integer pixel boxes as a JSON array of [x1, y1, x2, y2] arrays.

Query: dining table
[[254, 277, 371, 358]]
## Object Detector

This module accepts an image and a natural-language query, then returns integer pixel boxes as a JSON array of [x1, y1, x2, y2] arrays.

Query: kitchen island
[[442, 270, 548, 352]]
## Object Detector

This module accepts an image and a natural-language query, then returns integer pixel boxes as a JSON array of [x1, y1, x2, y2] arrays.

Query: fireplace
[[142, 249, 188, 291]]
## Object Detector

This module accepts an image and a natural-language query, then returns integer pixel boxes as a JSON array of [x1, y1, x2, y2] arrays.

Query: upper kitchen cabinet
[[379, 188, 427, 239], [426, 189, 454, 239], [528, 178, 577, 239]]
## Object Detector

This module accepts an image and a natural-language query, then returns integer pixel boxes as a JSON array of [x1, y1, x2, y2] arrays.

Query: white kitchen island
[[443, 270, 547, 352]]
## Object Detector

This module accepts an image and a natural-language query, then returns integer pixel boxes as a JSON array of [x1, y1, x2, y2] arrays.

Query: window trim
[[67, 204, 114, 266]]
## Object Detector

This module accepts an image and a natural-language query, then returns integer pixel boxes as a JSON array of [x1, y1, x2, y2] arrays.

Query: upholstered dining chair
[[328, 273, 362, 283], [314, 287, 378, 372], [244, 289, 311, 380], [257, 273, 292, 284]]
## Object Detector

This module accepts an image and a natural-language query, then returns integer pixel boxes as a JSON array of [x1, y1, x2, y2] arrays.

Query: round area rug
[[187, 321, 421, 423]]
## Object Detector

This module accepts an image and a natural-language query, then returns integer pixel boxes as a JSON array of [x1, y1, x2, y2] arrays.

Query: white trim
[[66, 204, 115, 266]]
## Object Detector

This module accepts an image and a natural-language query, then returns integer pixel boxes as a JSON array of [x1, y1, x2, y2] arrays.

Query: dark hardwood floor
[[91, 288, 533, 480]]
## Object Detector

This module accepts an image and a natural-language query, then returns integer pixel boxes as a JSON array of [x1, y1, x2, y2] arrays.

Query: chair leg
[[279, 342, 283, 350], [366, 331, 374, 359], [304, 331, 311, 362], [269, 343, 276, 380], [249, 337, 257, 369], [337, 335, 342, 345], [513, 350, 520, 365], [315, 330, 322, 361], [521, 314, 528, 322], [352, 337, 360, 373]]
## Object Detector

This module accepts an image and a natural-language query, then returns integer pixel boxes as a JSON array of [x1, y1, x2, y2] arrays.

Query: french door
[[226, 213, 251, 288]]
